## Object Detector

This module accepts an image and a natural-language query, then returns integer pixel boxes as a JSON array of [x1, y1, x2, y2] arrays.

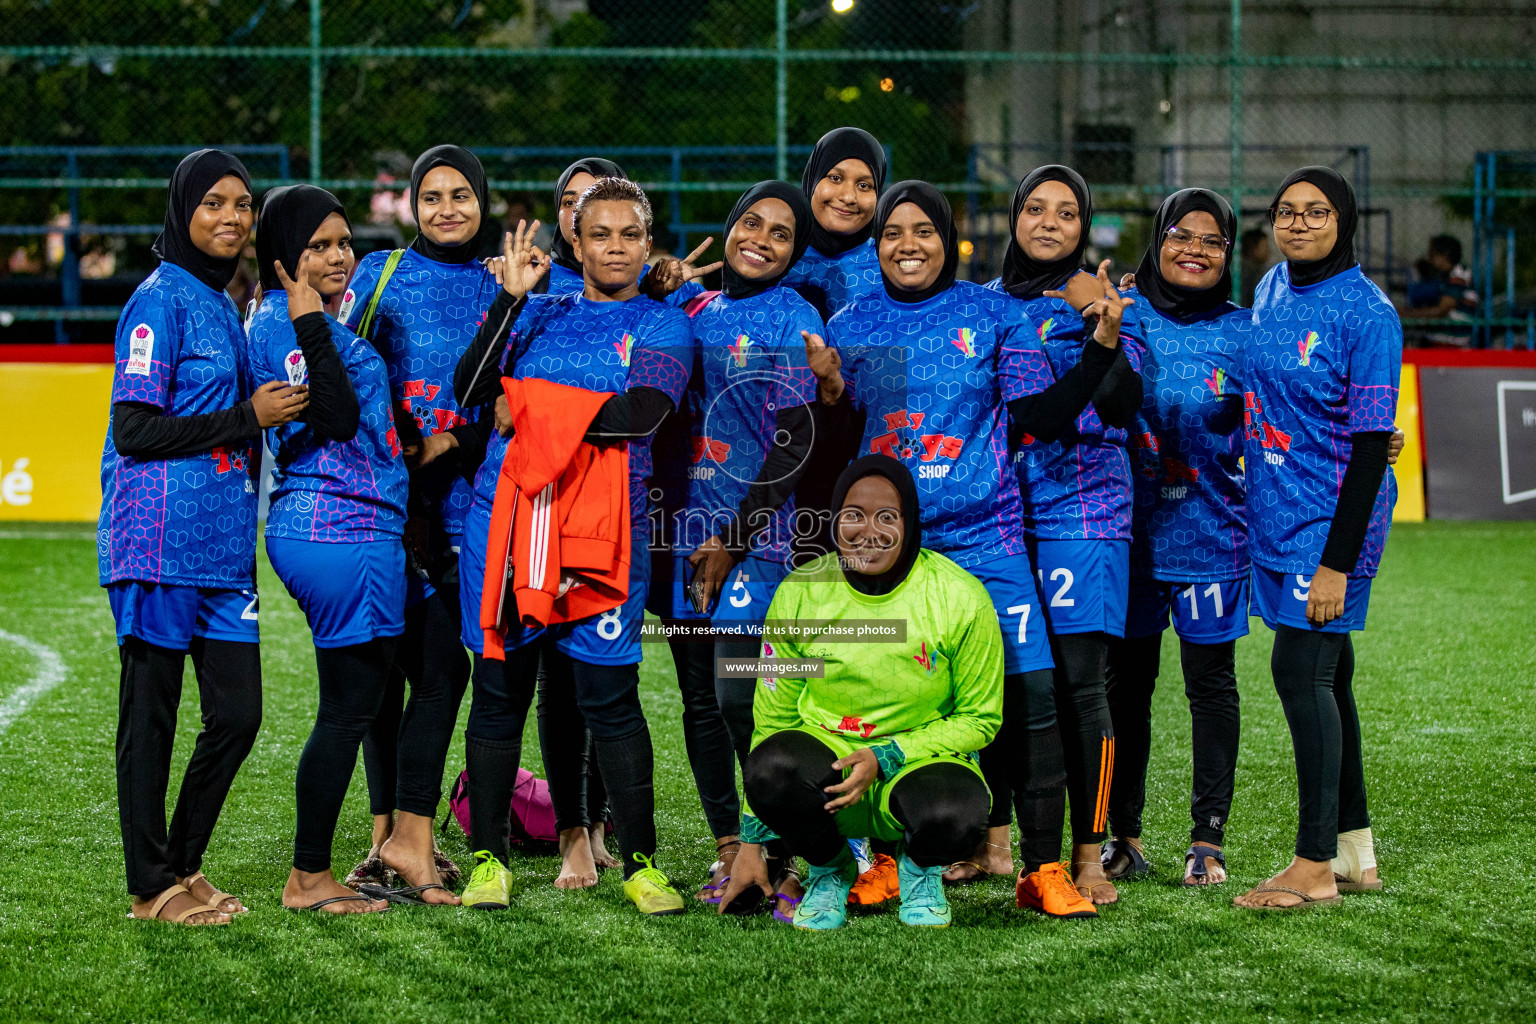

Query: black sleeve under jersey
[[1090, 347, 1144, 429], [1319, 430, 1392, 575], [112, 400, 261, 460], [583, 386, 676, 447], [720, 403, 816, 559], [1005, 339, 1118, 446], [447, 418, 492, 482], [293, 311, 359, 442], [454, 290, 525, 408]]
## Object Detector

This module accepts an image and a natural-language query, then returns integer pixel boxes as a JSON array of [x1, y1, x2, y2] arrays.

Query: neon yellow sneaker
[[461, 850, 515, 910], [621, 854, 685, 916]]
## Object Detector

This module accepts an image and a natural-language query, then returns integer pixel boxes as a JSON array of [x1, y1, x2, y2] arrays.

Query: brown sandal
[[182, 871, 246, 914], [131, 884, 228, 926]]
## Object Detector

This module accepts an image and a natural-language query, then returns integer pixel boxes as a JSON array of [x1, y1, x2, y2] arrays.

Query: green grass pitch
[[0, 521, 1532, 1023]]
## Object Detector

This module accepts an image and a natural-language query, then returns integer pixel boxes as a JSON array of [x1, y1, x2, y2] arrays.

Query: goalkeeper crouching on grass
[[737, 455, 1002, 931]]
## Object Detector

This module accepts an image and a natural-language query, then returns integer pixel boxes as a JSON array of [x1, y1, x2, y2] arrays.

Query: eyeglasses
[[1163, 226, 1229, 257], [1271, 207, 1335, 229]]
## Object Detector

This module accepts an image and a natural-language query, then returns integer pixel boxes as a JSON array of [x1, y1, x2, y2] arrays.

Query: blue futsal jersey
[[246, 293, 409, 542], [545, 260, 704, 308], [99, 262, 258, 589], [339, 247, 499, 541], [1124, 291, 1250, 583], [1244, 263, 1401, 577], [829, 280, 1048, 567], [990, 283, 1147, 542], [781, 240, 883, 322], [669, 287, 821, 562], [470, 293, 693, 537]]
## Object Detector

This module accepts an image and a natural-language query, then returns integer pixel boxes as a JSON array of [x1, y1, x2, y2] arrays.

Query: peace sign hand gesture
[[641, 237, 724, 301], [273, 252, 324, 321], [499, 219, 548, 301]]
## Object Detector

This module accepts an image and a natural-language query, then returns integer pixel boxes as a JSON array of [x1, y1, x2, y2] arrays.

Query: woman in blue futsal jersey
[[651, 180, 823, 915], [103, 150, 306, 927], [452, 179, 694, 917], [1233, 167, 1399, 912], [798, 181, 1109, 920], [780, 126, 889, 322], [337, 144, 499, 899], [247, 185, 411, 913], [990, 164, 1146, 908]]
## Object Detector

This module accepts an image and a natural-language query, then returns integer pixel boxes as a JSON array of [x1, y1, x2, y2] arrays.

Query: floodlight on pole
[[831, 0, 855, 13]]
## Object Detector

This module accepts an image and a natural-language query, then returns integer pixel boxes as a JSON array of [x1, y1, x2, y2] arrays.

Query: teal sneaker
[[897, 851, 952, 928], [793, 850, 857, 932], [461, 850, 516, 910]]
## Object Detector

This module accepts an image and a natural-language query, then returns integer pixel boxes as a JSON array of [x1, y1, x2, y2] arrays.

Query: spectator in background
[[1403, 234, 1477, 346], [1239, 227, 1272, 307]]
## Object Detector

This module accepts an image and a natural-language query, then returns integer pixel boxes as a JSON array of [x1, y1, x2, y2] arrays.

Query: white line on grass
[[0, 629, 66, 736]]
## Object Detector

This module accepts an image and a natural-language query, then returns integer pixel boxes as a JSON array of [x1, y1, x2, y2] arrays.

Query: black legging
[[467, 642, 656, 877], [978, 669, 1067, 872], [1105, 633, 1240, 846], [743, 730, 989, 869], [665, 634, 747, 838], [1052, 632, 1115, 846], [1271, 625, 1369, 861], [712, 637, 760, 770], [117, 637, 262, 897], [293, 637, 398, 873], [361, 569, 471, 818], [537, 650, 611, 832]]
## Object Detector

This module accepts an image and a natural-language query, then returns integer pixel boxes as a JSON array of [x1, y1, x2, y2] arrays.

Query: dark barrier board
[[1419, 366, 1536, 520]]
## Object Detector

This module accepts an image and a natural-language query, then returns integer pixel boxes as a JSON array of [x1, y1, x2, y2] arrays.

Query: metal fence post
[[775, 0, 787, 181], [309, 0, 322, 182], [1229, 0, 1244, 303]]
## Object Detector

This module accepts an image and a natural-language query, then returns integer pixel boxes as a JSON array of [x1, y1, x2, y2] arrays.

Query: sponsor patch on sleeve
[[125, 323, 155, 376], [284, 349, 308, 385]]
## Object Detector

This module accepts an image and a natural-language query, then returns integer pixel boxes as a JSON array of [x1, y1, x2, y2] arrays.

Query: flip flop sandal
[[1183, 844, 1227, 886], [942, 860, 990, 887], [288, 894, 389, 913], [771, 892, 802, 924], [1234, 885, 1343, 912], [130, 884, 228, 926], [1100, 838, 1152, 880], [357, 883, 453, 906], [697, 877, 726, 904], [182, 871, 248, 913]]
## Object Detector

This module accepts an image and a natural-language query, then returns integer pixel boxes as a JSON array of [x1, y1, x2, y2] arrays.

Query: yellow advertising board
[[1392, 364, 1426, 522], [0, 362, 113, 521]]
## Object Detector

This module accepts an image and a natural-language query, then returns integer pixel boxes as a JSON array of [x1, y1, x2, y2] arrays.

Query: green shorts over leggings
[[777, 727, 990, 843]]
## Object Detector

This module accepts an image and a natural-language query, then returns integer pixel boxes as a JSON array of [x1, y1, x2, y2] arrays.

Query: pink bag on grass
[[447, 768, 558, 846]]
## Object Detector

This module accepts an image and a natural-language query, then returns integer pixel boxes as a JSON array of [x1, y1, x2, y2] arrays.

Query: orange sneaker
[[846, 853, 901, 906], [1016, 862, 1098, 919]]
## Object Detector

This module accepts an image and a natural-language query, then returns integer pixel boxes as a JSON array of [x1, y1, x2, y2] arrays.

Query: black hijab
[[830, 455, 923, 597], [256, 184, 348, 293], [999, 164, 1094, 301], [550, 157, 627, 273], [1270, 165, 1358, 288], [408, 145, 491, 265], [720, 180, 812, 300], [1133, 188, 1237, 321], [152, 149, 252, 294], [873, 181, 959, 305], [800, 127, 888, 259]]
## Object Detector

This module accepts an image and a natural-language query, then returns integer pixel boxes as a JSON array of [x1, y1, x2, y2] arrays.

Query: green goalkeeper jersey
[[749, 548, 1004, 775]]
